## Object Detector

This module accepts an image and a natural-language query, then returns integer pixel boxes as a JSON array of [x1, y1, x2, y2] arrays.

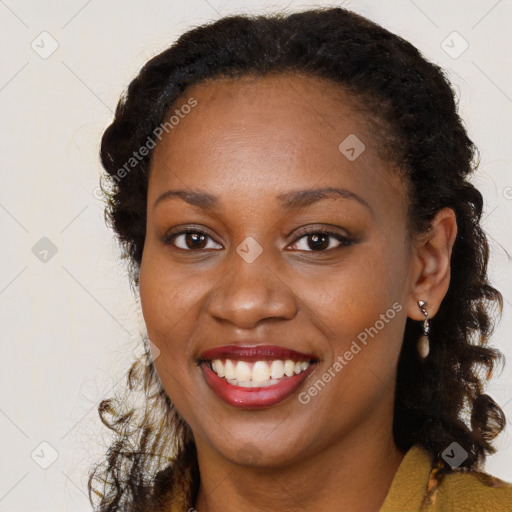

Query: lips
[[198, 344, 318, 409], [200, 344, 317, 362]]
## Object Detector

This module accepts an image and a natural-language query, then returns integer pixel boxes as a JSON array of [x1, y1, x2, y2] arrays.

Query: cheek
[[139, 244, 203, 342], [295, 245, 407, 434], [139, 249, 208, 426], [303, 236, 408, 364]]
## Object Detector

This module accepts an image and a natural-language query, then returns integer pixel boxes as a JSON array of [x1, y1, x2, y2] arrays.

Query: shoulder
[[380, 444, 512, 512], [431, 467, 512, 512]]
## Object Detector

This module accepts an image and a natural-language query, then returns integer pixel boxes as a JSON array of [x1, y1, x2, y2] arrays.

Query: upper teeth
[[211, 359, 310, 387]]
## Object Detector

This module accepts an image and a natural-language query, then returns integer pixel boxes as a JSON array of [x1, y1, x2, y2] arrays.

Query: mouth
[[198, 345, 318, 409]]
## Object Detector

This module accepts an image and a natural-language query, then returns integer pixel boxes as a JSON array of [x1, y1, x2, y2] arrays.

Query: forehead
[[153, 72, 367, 161], [148, 72, 407, 214]]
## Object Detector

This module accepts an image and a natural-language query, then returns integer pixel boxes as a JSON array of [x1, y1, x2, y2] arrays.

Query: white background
[[0, 0, 511, 510]]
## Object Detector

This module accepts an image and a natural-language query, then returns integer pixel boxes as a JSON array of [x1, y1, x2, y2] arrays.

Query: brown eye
[[165, 230, 222, 251], [289, 230, 353, 252]]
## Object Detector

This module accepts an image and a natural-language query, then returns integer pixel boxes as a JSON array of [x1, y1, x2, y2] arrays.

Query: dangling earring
[[417, 300, 430, 359]]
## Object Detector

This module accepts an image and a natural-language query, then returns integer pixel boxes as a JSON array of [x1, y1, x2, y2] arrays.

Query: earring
[[417, 300, 430, 359]]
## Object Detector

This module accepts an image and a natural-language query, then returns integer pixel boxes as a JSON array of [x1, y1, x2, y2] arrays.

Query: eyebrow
[[153, 186, 373, 215]]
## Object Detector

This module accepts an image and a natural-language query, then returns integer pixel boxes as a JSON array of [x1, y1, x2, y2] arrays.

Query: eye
[[163, 227, 353, 252], [288, 229, 353, 252], [164, 229, 222, 251]]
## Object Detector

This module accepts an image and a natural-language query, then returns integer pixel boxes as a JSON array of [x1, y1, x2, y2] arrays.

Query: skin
[[138, 72, 458, 512]]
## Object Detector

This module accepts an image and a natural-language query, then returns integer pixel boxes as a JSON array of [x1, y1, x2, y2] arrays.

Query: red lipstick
[[200, 344, 316, 362], [198, 344, 318, 409]]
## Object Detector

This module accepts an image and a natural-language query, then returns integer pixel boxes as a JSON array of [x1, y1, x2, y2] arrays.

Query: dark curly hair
[[88, 6, 507, 511]]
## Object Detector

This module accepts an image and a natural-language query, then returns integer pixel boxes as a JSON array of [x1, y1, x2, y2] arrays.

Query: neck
[[193, 421, 405, 512]]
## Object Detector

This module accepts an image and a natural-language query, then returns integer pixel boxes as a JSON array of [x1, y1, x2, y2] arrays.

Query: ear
[[406, 207, 458, 321]]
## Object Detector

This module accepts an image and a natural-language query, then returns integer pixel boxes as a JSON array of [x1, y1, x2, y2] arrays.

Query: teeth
[[213, 359, 225, 377], [270, 360, 284, 379], [284, 360, 295, 377], [230, 378, 279, 388], [210, 358, 311, 386], [252, 361, 271, 382], [224, 359, 236, 380], [235, 361, 251, 382]]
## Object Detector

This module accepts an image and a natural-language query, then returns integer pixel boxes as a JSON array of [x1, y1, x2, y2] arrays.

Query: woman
[[88, 7, 512, 511]]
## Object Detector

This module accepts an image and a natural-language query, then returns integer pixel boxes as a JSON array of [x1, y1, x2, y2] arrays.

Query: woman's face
[[139, 73, 415, 467]]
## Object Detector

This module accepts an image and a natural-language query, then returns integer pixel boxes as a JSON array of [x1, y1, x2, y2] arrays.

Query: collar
[[379, 444, 437, 511]]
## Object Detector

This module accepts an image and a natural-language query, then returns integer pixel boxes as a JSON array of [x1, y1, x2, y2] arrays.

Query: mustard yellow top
[[380, 445, 512, 511], [163, 444, 512, 511]]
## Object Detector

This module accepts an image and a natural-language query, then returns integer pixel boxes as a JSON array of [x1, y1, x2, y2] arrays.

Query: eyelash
[[163, 227, 354, 252]]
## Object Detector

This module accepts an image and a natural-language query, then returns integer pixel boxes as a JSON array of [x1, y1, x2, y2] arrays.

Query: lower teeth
[[225, 377, 285, 387]]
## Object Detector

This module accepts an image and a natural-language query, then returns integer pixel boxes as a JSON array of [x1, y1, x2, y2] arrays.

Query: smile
[[210, 359, 311, 387], [198, 344, 318, 408]]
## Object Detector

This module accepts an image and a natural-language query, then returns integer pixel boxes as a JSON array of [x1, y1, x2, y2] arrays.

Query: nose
[[206, 248, 297, 329]]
